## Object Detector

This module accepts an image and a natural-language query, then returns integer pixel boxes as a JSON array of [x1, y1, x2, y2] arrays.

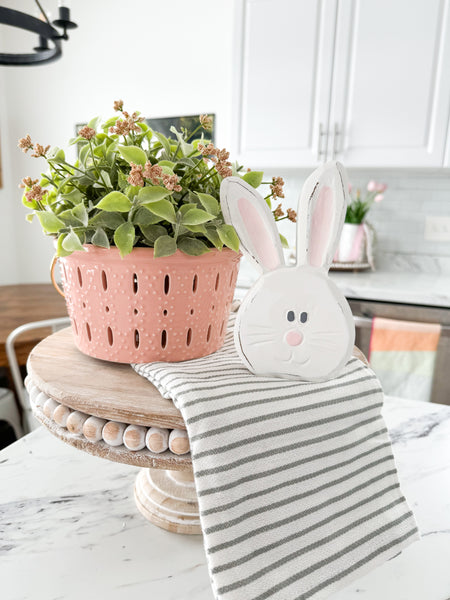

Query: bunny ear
[[220, 176, 284, 272], [296, 161, 349, 271]]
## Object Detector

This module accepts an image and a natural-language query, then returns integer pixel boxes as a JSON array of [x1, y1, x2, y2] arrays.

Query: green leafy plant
[[19, 101, 295, 258], [345, 180, 387, 224]]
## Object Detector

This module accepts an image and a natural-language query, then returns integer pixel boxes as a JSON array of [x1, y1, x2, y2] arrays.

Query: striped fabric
[[134, 315, 419, 600]]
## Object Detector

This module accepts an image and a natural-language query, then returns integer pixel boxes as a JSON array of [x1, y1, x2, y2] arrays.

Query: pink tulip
[[367, 180, 377, 192], [348, 182, 352, 193], [374, 193, 384, 203], [375, 182, 387, 192]]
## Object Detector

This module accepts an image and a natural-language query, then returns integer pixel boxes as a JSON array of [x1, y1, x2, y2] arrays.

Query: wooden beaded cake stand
[[26, 327, 199, 535], [26, 327, 369, 536]]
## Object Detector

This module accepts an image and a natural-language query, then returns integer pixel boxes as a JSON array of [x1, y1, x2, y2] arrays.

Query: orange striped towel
[[369, 318, 441, 402]]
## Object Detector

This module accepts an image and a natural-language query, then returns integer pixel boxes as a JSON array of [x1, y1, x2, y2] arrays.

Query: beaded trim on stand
[[25, 377, 191, 469]]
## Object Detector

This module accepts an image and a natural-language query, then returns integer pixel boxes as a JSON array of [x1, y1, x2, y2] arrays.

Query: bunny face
[[221, 161, 355, 382], [236, 266, 355, 381]]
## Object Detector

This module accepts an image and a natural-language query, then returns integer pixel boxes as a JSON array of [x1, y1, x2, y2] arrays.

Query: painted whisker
[[312, 330, 342, 336], [245, 335, 273, 343], [309, 334, 341, 342], [247, 324, 274, 332], [246, 330, 274, 337], [247, 338, 273, 346], [308, 340, 340, 350]]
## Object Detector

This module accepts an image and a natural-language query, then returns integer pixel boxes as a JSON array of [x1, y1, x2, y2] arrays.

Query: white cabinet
[[233, 0, 337, 167], [445, 105, 450, 167], [331, 0, 450, 167], [234, 0, 450, 168]]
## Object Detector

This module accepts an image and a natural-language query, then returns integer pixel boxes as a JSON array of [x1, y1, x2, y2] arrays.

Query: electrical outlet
[[424, 216, 450, 242]]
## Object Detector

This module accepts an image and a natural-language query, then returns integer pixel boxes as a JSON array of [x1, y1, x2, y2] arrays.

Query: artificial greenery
[[19, 101, 294, 258]]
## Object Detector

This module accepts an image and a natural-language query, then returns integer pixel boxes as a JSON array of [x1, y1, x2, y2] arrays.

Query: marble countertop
[[1, 397, 450, 600], [235, 258, 450, 308], [328, 271, 450, 308]]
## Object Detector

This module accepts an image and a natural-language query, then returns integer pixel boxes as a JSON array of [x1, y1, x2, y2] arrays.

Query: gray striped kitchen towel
[[133, 314, 419, 600]]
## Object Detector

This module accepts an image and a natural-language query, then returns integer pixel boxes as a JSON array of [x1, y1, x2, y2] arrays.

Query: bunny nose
[[285, 330, 303, 346]]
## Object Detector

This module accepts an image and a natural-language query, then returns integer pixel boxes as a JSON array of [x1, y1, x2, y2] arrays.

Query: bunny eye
[[300, 312, 308, 323], [287, 310, 295, 322]]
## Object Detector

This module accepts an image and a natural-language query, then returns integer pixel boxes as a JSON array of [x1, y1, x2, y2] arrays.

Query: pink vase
[[336, 223, 366, 262]]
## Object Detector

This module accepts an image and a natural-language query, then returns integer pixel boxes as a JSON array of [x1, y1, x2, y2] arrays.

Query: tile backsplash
[[262, 169, 450, 275]]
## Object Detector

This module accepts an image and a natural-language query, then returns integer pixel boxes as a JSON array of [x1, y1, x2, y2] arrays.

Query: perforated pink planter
[[57, 245, 241, 363]]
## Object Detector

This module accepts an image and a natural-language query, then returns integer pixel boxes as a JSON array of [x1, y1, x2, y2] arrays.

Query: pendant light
[[0, 0, 77, 66]]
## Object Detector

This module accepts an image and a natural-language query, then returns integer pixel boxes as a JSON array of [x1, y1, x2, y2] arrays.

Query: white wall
[[0, 62, 19, 284], [0, 0, 234, 283]]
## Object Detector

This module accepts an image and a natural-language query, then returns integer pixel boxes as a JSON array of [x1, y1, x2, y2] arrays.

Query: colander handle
[[50, 254, 66, 298]]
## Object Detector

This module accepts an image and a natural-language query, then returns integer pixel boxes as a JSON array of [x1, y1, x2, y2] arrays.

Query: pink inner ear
[[309, 186, 333, 268], [238, 196, 280, 271]]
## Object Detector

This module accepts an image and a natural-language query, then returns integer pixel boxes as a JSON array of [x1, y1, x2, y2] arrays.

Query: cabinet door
[[445, 117, 450, 166], [330, 0, 450, 167], [234, 0, 336, 167]]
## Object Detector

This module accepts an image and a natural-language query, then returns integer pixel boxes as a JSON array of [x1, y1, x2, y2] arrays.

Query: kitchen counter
[[236, 259, 450, 308], [329, 270, 450, 308], [1, 397, 450, 600]]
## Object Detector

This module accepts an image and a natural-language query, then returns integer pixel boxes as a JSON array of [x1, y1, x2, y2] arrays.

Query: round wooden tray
[[27, 327, 185, 430], [29, 393, 191, 470], [27, 328, 200, 535]]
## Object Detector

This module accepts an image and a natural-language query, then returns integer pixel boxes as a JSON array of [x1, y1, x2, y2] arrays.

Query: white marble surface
[[1, 397, 450, 600], [329, 271, 450, 308], [236, 258, 450, 308]]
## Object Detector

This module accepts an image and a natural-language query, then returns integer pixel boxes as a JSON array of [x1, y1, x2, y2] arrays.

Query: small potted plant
[[18, 101, 294, 363], [335, 180, 386, 264]]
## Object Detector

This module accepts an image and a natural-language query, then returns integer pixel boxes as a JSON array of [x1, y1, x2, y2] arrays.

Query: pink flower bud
[[374, 193, 384, 203], [375, 182, 387, 192], [348, 182, 352, 193], [367, 180, 377, 192]]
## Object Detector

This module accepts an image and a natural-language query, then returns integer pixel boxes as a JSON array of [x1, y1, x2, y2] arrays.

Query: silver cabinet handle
[[317, 122, 328, 162], [332, 122, 340, 159]]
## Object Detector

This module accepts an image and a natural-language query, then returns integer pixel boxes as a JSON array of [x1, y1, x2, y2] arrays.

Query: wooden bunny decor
[[220, 161, 355, 382]]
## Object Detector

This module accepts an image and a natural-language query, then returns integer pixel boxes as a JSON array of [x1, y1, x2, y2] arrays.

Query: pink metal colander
[[53, 245, 241, 363]]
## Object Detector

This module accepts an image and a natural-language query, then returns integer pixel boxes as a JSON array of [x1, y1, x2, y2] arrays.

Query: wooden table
[[0, 284, 67, 369]]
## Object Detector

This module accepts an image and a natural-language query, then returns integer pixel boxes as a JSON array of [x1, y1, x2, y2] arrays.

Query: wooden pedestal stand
[[27, 328, 200, 535], [134, 469, 199, 535]]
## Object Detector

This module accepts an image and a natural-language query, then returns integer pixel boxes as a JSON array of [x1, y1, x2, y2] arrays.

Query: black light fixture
[[0, 0, 77, 66]]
